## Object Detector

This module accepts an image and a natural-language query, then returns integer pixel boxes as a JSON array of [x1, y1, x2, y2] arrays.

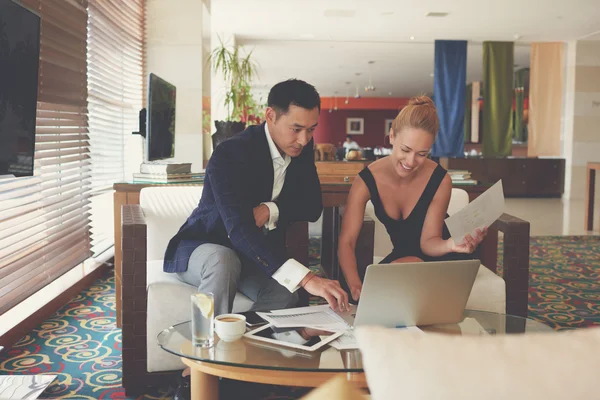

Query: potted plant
[[209, 39, 262, 149]]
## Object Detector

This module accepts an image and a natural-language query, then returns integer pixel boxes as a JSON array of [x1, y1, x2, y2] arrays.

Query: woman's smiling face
[[389, 127, 434, 177]]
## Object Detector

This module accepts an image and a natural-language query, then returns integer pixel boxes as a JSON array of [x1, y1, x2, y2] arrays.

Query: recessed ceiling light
[[513, 33, 521, 40], [410, 36, 415, 40], [381, 11, 394, 16], [426, 12, 449, 17]]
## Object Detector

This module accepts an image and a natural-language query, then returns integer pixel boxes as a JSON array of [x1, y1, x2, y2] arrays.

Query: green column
[[482, 42, 514, 157], [513, 68, 529, 142]]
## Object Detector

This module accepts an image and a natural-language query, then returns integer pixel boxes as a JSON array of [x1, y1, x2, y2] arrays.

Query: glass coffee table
[[158, 310, 552, 400]]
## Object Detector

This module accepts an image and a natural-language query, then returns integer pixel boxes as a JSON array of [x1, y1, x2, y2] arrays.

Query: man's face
[[266, 105, 319, 158]]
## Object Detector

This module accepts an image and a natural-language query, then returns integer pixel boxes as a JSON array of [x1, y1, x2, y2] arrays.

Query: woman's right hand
[[349, 282, 363, 301]]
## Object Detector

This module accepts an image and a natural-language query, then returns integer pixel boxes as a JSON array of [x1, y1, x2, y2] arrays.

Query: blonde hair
[[391, 95, 439, 138]]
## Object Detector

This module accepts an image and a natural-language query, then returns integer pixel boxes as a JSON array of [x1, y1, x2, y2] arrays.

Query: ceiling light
[[345, 82, 351, 104], [410, 36, 415, 40], [430, 73, 434, 77], [513, 33, 521, 40], [426, 12, 449, 17], [381, 11, 394, 16], [300, 33, 314, 39], [365, 61, 376, 92], [354, 77, 361, 99]]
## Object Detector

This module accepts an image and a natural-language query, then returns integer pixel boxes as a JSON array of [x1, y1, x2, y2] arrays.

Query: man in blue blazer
[[164, 79, 349, 315]]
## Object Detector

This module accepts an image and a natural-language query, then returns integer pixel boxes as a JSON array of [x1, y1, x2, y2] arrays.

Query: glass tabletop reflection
[[157, 310, 552, 373]]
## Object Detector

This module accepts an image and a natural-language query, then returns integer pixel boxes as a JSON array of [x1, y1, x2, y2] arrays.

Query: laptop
[[338, 259, 480, 328]]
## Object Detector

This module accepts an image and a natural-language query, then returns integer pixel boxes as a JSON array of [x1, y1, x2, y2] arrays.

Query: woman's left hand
[[449, 227, 487, 254]]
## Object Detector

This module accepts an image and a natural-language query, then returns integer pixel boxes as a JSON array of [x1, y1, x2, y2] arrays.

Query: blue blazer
[[163, 123, 323, 275]]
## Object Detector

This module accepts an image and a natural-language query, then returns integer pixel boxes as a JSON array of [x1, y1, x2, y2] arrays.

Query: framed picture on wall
[[384, 119, 394, 136], [346, 118, 364, 135]]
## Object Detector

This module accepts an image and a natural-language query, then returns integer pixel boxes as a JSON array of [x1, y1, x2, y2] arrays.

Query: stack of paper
[[258, 305, 423, 350], [257, 305, 350, 330], [449, 169, 478, 185]]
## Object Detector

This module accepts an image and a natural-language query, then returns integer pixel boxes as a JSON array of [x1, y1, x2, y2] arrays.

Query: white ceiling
[[212, 0, 600, 97]]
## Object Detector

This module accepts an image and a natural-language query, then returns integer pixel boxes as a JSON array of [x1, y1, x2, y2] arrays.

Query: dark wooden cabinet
[[440, 157, 565, 197]]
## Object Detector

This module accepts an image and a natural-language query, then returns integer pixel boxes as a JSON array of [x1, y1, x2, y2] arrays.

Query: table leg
[[585, 167, 595, 231], [191, 367, 219, 400]]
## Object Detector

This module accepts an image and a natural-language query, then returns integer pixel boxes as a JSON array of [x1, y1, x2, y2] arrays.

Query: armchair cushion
[[140, 186, 204, 261], [356, 325, 600, 400]]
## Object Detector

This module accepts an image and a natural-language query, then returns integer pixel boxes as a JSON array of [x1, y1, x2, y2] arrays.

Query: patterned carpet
[[0, 235, 598, 399]]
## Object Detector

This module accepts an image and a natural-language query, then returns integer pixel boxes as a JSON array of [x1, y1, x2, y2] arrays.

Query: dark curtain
[[482, 41, 514, 157], [431, 40, 467, 157]]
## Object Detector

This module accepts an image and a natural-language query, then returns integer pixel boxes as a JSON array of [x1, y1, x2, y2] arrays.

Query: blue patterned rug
[[0, 236, 598, 398]]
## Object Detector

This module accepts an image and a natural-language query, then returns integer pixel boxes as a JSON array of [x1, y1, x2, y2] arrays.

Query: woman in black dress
[[338, 96, 486, 301]]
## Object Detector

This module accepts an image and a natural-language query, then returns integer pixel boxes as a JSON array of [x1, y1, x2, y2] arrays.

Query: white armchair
[[363, 188, 517, 315], [120, 186, 254, 394]]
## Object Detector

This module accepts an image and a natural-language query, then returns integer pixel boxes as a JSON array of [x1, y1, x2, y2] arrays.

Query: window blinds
[[86, 0, 145, 256], [0, 0, 91, 315]]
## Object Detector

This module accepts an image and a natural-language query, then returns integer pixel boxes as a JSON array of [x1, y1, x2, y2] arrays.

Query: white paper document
[[328, 330, 358, 350], [445, 180, 505, 245], [0, 375, 56, 400], [257, 305, 350, 330]]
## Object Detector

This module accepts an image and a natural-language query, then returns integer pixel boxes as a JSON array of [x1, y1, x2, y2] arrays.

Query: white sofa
[[364, 188, 506, 314], [356, 325, 600, 400]]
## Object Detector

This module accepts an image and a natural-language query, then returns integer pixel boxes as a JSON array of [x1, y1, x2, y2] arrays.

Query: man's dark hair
[[268, 79, 321, 117]]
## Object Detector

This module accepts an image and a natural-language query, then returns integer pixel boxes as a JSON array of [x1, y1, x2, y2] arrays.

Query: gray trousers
[[176, 243, 299, 316]]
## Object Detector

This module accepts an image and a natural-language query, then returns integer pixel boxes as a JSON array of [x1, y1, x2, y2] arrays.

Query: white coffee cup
[[214, 313, 246, 342]]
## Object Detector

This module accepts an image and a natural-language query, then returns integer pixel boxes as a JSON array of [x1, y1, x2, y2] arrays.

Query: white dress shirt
[[343, 140, 361, 150], [262, 124, 311, 293]]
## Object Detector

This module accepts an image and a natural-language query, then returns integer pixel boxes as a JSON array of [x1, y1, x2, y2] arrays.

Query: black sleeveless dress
[[359, 164, 476, 263]]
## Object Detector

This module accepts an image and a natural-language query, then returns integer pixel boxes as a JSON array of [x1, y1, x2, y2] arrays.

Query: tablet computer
[[244, 324, 343, 352]]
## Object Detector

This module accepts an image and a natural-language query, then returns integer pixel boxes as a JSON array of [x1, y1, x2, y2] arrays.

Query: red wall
[[314, 97, 409, 148], [321, 97, 410, 110], [314, 109, 400, 148]]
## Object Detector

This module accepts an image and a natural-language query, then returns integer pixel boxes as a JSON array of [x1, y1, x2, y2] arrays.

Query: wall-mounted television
[[146, 73, 176, 161], [0, 0, 40, 177]]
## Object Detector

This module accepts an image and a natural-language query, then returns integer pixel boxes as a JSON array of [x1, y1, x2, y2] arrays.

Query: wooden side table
[[585, 162, 600, 231]]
